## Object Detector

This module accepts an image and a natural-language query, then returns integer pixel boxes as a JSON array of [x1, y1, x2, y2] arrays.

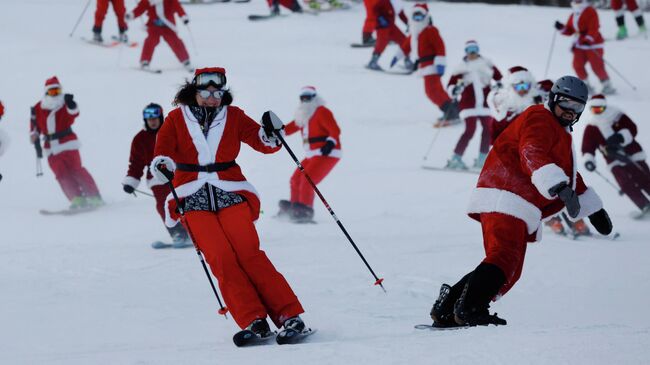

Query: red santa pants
[[454, 116, 492, 156], [423, 74, 452, 110], [611, 0, 639, 12], [573, 48, 609, 82], [362, 0, 377, 34], [48, 150, 100, 201], [480, 212, 530, 297], [151, 185, 170, 222], [266, 0, 299, 10], [184, 205, 304, 329], [290, 156, 339, 207], [141, 26, 190, 64], [373, 24, 406, 55], [612, 161, 650, 210], [94, 0, 127, 31]]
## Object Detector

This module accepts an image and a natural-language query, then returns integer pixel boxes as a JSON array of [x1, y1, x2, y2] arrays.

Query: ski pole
[[134, 188, 155, 197], [422, 126, 443, 161], [544, 30, 557, 78], [264, 111, 386, 292], [69, 0, 92, 37], [157, 166, 229, 317], [590, 49, 638, 91], [185, 24, 199, 56], [593, 169, 624, 196]]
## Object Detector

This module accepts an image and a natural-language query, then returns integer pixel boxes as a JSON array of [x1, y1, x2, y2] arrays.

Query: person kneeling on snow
[[429, 76, 613, 328]]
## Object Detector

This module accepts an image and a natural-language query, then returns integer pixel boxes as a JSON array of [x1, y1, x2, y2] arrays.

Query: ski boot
[[362, 32, 376, 47], [367, 53, 382, 71], [248, 318, 272, 336], [328, 0, 345, 9], [601, 79, 616, 95], [141, 61, 151, 71], [291, 203, 314, 223], [453, 263, 507, 327], [403, 57, 415, 72], [616, 25, 628, 40], [573, 219, 591, 236], [86, 196, 105, 208], [430, 284, 461, 327], [307, 0, 321, 10], [183, 60, 194, 73], [92, 26, 103, 43], [546, 216, 565, 235], [290, 0, 303, 13], [283, 316, 305, 333], [117, 29, 128, 44], [69, 196, 87, 210], [446, 154, 468, 170], [270, 3, 280, 15], [277, 199, 293, 218], [473, 152, 487, 169]]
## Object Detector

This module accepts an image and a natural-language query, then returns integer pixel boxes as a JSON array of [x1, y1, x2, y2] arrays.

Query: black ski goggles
[[556, 95, 585, 113], [194, 72, 226, 89]]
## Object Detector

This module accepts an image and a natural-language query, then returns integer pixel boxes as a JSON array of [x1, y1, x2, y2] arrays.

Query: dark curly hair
[[173, 82, 233, 107]]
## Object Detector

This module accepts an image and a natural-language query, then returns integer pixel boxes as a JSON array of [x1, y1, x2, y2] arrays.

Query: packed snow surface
[[1, 1, 649, 364]]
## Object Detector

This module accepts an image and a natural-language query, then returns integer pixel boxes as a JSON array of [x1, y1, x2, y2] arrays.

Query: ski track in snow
[[1, 1, 649, 364]]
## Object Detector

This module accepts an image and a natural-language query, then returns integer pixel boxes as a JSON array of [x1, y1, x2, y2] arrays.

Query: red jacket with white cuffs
[[582, 107, 645, 168], [123, 129, 165, 190], [30, 101, 80, 157], [401, 25, 446, 77], [130, 0, 187, 32], [447, 56, 502, 119], [285, 105, 341, 159], [561, 5, 604, 50], [152, 105, 279, 227], [467, 105, 603, 241]]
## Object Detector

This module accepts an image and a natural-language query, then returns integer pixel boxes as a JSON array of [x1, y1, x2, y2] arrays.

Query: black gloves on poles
[[588, 209, 613, 235], [550, 182, 580, 218], [123, 184, 135, 194]]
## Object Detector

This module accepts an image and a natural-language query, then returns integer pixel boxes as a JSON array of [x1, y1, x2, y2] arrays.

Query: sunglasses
[[300, 94, 315, 102], [143, 107, 162, 119], [513, 82, 531, 92], [197, 89, 225, 99], [590, 105, 606, 114], [556, 96, 585, 113], [412, 12, 426, 21], [194, 72, 226, 88], [465, 45, 479, 54], [46, 87, 62, 96]]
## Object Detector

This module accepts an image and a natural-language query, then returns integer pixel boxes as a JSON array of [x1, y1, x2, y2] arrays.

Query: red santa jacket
[[467, 105, 603, 240], [30, 101, 80, 156], [447, 56, 502, 118], [285, 104, 342, 159], [401, 26, 446, 77], [0, 101, 4, 120], [582, 108, 645, 168], [124, 129, 165, 189], [152, 105, 280, 227], [562, 5, 604, 49], [131, 0, 187, 31]]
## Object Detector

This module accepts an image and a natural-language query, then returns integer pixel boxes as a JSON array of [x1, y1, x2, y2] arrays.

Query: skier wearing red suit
[[278, 86, 341, 223], [126, 0, 192, 71], [555, 0, 615, 94], [92, 0, 128, 43], [430, 76, 612, 328], [150, 67, 307, 337], [122, 103, 190, 247], [30, 77, 103, 209], [487, 66, 537, 143], [611, 0, 646, 40], [366, 0, 408, 71], [582, 94, 650, 215]]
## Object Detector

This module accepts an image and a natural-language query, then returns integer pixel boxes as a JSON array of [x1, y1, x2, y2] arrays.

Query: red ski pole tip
[[218, 307, 229, 315], [374, 278, 384, 286]]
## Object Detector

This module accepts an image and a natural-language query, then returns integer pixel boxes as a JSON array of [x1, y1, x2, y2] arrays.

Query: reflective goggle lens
[[412, 12, 426, 21], [557, 97, 585, 113], [513, 82, 531, 92], [143, 107, 161, 119], [465, 45, 479, 54], [197, 89, 225, 99], [194, 73, 225, 88], [300, 94, 315, 102], [590, 105, 606, 114], [46, 87, 62, 96]]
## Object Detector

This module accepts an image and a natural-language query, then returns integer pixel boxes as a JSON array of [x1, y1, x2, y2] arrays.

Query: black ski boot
[[291, 203, 314, 223], [92, 26, 103, 43], [453, 263, 507, 327], [282, 316, 305, 333], [233, 318, 274, 347], [277, 199, 293, 218], [430, 273, 471, 327]]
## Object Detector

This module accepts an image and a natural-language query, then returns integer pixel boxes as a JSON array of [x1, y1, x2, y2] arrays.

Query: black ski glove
[[588, 208, 612, 235], [606, 133, 624, 147], [554, 21, 564, 30], [123, 184, 135, 194], [261, 111, 284, 139], [64, 94, 77, 109], [320, 140, 335, 156], [585, 161, 596, 172], [549, 182, 580, 218], [157, 166, 175, 182]]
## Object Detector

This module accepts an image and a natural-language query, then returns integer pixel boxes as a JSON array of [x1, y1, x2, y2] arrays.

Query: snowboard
[[414, 324, 469, 331], [39, 206, 100, 216], [421, 166, 480, 175], [276, 327, 317, 345], [232, 330, 277, 347], [248, 13, 289, 21]]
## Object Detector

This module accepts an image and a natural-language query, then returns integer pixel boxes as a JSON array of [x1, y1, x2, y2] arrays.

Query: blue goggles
[[412, 12, 426, 21], [465, 45, 479, 54], [513, 82, 532, 92], [143, 107, 162, 119]]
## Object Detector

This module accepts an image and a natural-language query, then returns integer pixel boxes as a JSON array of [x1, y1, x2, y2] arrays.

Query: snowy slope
[[1, 1, 649, 364]]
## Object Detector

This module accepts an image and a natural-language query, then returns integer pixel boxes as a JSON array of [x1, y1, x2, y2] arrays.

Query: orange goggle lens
[[46, 88, 62, 96], [590, 106, 606, 114]]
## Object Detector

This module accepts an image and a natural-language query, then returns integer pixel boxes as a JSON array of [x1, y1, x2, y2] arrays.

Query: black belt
[[176, 161, 237, 172], [415, 55, 436, 68], [307, 136, 328, 143], [44, 127, 73, 142]]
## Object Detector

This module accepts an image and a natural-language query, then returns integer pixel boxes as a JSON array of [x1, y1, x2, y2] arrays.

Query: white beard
[[294, 96, 325, 127], [409, 19, 428, 59], [41, 95, 64, 110]]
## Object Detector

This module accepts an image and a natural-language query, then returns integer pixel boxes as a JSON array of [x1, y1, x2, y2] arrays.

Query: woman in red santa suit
[[126, 0, 192, 71], [278, 86, 341, 223], [429, 76, 612, 328], [150, 67, 306, 340], [122, 103, 190, 248], [582, 94, 650, 216], [30, 77, 103, 209], [555, 0, 615, 94]]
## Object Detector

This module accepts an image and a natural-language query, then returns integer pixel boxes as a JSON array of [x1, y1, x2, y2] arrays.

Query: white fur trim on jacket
[[258, 128, 282, 148], [122, 176, 141, 189], [467, 187, 542, 235], [46, 139, 80, 156], [618, 129, 633, 147], [150, 155, 176, 182], [583, 152, 595, 164], [573, 186, 603, 220], [459, 107, 491, 119], [531, 163, 570, 200]]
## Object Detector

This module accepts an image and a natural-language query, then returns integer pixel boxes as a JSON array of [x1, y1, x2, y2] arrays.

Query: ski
[[364, 65, 411, 75], [131, 66, 163, 74], [233, 329, 277, 347], [414, 324, 469, 331], [248, 13, 289, 21], [151, 241, 194, 249], [421, 166, 480, 175], [39, 206, 100, 216], [350, 42, 374, 48], [110, 36, 139, 48], [80, 37, 119, 48], [276, 327, 317, 345]]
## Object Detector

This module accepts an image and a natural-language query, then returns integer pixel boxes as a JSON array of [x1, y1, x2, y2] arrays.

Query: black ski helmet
[[142, 103, 164, 131], [547, 76, 589, 127]]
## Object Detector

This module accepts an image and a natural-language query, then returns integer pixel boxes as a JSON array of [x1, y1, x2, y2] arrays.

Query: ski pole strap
[[176, 161, 237, 172], [44, 128, 73, 142]]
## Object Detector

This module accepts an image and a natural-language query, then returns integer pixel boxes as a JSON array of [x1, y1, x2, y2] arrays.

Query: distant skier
[[126, 0, 193, 72], [278, 86, 341, 223], [0, 100, 7, 182], [487, 66, 537, 143], [359, 0, 377, 46], [122, 103, 190, 247], [0, 100, 4, 122], [429, 76, 612, 328], [30, 77, 103, 209], [92, 0, 128, 43], [555, 0, 616, 94], [445, 40, 502, 170], [582, 94, 650, 217], [611, 0, 647, 40], [266, 0, 303, 14], [366, 0, 408, 71], [150, 67, 307, 341]]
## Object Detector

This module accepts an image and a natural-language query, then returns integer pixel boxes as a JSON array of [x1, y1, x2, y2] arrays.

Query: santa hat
[[507, 66, 534, 85], [299, 86, 317, 97], [589, 94, 607, 107], [44, 76, 61, 90], [413, 3, 429, 14], [536, 79, 553, 93]]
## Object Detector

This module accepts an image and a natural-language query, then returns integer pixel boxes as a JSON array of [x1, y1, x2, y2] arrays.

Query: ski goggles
[[300, 94, 315, 102], [512, 82, 531, 92], [412, 12, 426, 21], [556, 96, 585, 113], [465, 45, 479, 54], [143, 107, 162, 119], [197, 89, 225, 99], [45, 87, 62, 96], [194, 72, 226, 89], [590, 105, 606, 114]]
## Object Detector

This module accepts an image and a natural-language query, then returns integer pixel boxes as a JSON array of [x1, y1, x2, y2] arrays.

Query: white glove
[[150, 155, 176, 183]]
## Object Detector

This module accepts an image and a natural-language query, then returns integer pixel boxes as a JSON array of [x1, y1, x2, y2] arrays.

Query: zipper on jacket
[[207, 183, 217, 211]]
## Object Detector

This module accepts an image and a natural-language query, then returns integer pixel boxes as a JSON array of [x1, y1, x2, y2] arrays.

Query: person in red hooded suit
[[30, 77, 103, 209], [150, 67, 307, 340], [278, 86, 341, 223], [555, 0, 615, 95], [429, 76, 612, 328], [582, 94, 650, 216]]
